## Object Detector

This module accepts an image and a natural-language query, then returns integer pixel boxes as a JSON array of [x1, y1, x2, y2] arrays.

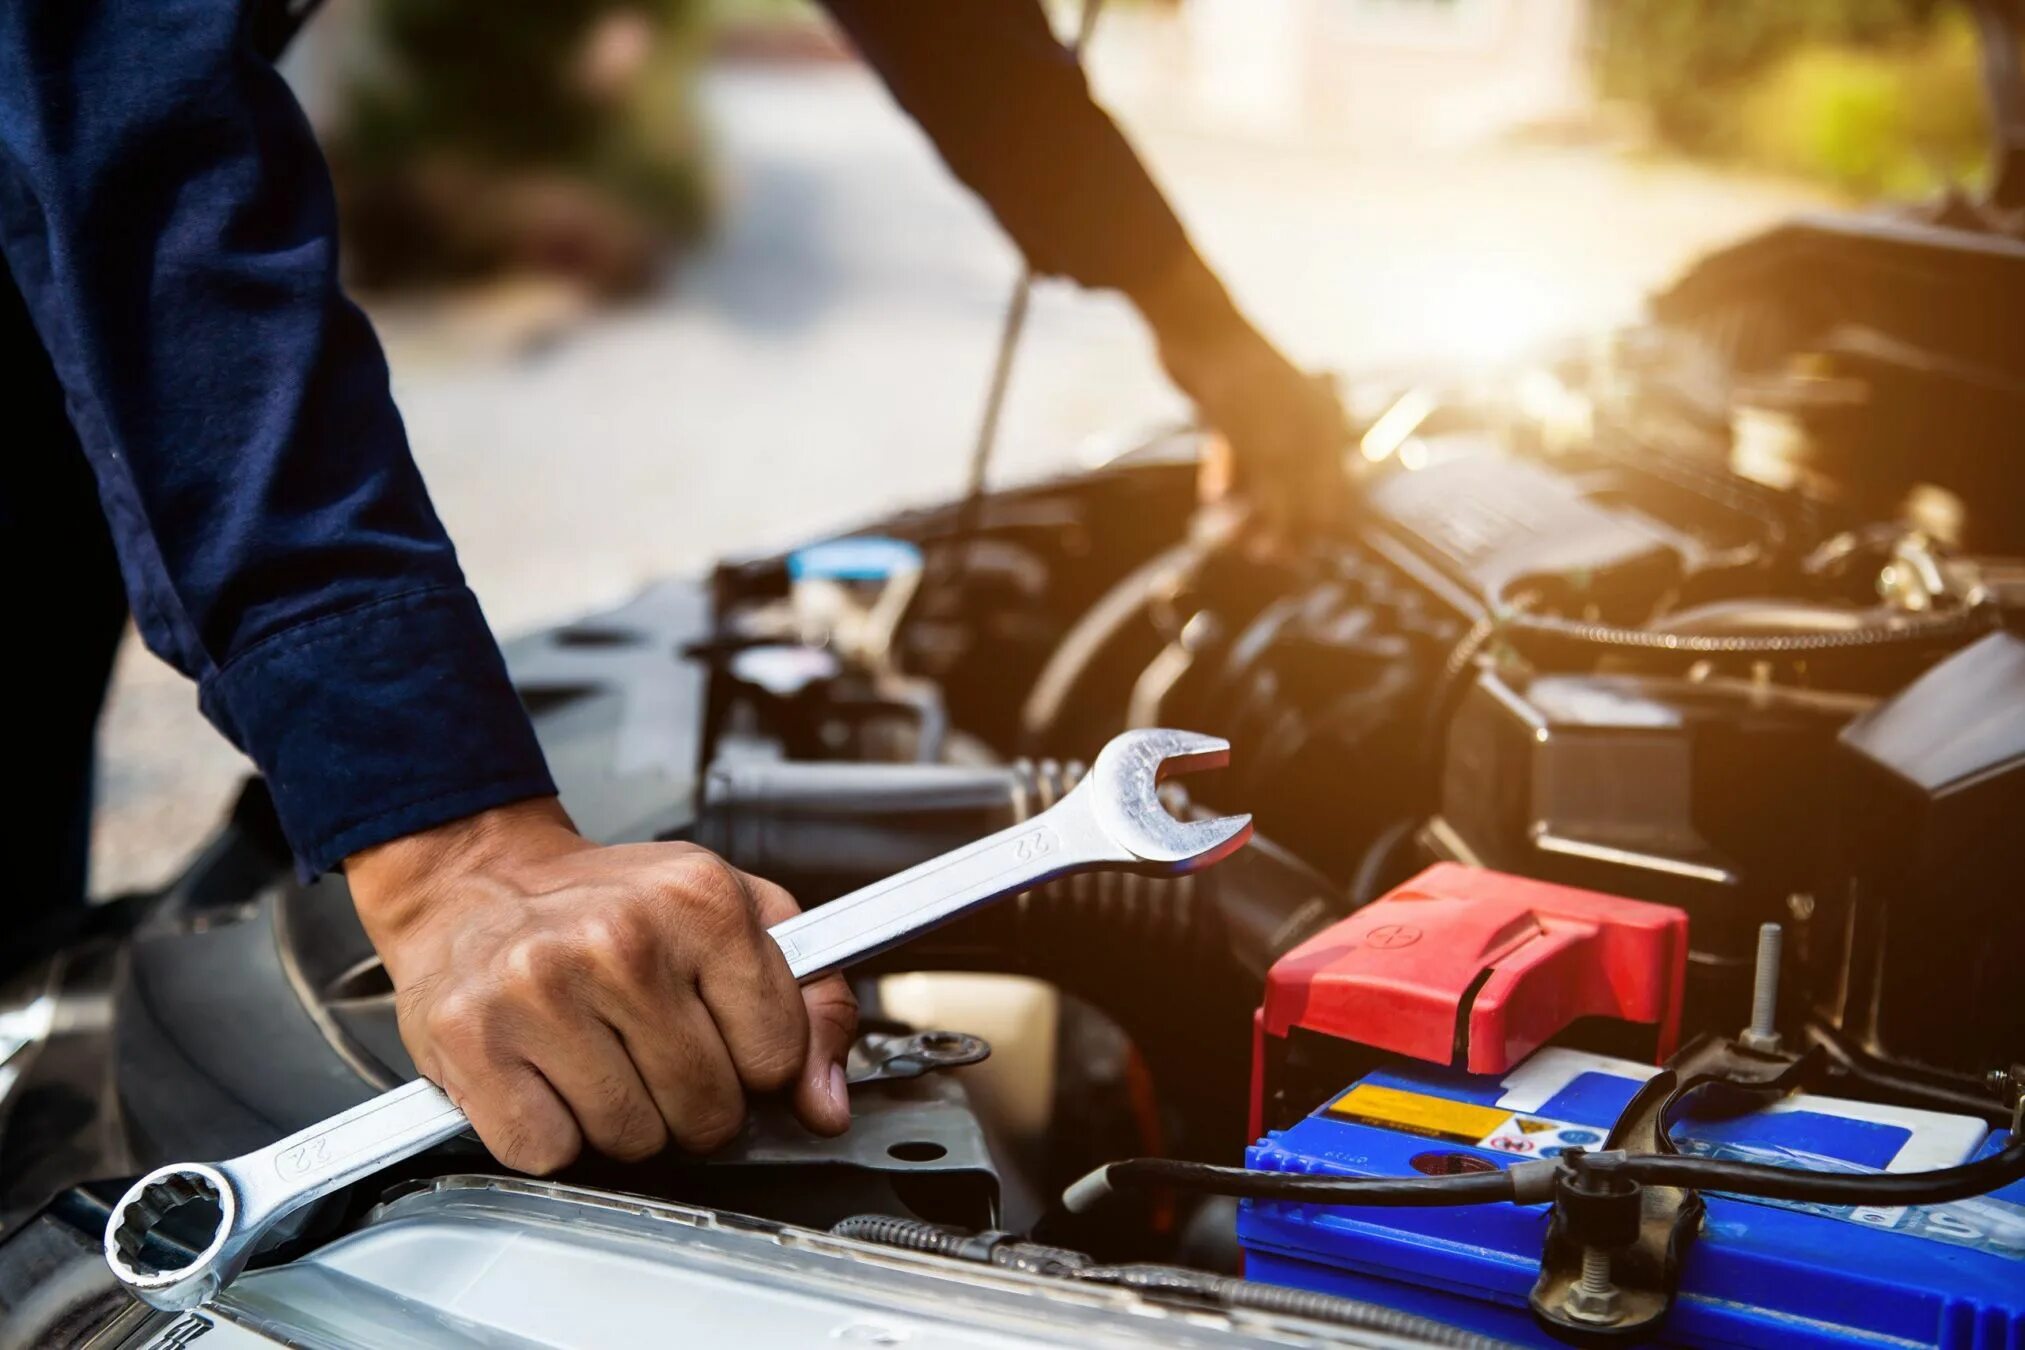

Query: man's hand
[[345, 798, 857, 1174], [1135, 257, 1351, 537]]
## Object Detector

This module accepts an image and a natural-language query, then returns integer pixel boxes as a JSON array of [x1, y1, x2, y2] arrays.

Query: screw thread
[[1748, 922, 1783, 1040], [1578, 1246, 1613, 1297]]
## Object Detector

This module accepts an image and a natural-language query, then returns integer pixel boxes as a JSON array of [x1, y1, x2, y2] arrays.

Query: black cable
[[1412, 599, 1998, 801], [1592, 1133, 2025, 1207], [1071, 1264, 1517, 1348], [831, 1215, 975, 1257], [1499, 599, 1997, 665], [1806, 1021, 2013, 1125], [833, 1215, 1515, 1347], [1070, 1130, 2025, 1214], [1415, 610, 1500, 805], [1066, 1157, 1526, 1210], [1350, 816, 1420, 909]]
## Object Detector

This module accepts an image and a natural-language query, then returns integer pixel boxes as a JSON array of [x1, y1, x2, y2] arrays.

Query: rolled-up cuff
[[200, 585, 556, 877]]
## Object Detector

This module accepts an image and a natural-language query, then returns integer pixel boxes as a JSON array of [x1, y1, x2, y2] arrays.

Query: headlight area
[[143, 1176, 1504, 1349]]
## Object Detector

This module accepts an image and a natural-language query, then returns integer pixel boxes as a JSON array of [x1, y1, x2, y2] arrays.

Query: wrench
[[105, 727, 1250, 1310], [847, 1029, 992, 1086]]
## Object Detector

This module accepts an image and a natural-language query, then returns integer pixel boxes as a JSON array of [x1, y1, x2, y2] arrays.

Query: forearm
[[821, 0, 1205, 304], [0, 0, 553, 872]]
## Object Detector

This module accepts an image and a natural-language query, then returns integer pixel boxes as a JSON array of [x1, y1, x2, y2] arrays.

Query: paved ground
[[89, 33, 1822, 896]]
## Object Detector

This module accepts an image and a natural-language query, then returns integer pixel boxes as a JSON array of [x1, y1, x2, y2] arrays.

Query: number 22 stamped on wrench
[[106, 728, 1251, 1309]]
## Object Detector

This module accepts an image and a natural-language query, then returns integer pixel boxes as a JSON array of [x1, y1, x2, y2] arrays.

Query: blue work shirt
[[0, 0, 1191, 877], [0, 0, 553, 875]]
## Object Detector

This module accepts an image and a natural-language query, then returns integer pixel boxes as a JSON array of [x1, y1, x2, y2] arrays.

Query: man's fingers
[[447, 1061, 584, 1176], [738, 869, 856, 1134], [386, 837, 853, 1174], [794, 973, 858, 1136], [692, 868, 810, 1093], [620, 1000, 750, 1153], [529, 1021, 670, 1163]]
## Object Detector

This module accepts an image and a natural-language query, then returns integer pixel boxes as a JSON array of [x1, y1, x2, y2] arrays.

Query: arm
[[0, 0, 542, 868], [820, 0, 1348, 521], [0, 0, 849, 1166]]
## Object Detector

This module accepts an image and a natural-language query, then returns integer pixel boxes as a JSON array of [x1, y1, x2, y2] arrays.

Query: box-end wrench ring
[[106, 727, 1251, 1310]]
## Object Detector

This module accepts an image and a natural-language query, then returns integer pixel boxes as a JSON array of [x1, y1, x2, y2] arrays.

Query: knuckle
[[604, 1129, 665, 1164], [809, 975, 858, 1019], [671, 856, 754, 934], [603, 1108, 668, 1162], [502, 935, 576, 1004], [495, 1112, 579, 1177], [737, 1019, 805, 1093], [509, 1135, 579, 1177], [809, 987, 859, 1041], [583, 1076, 666, 1161], [578, 909, 659, 983], [674, 1096, 746, 1154], [421, 989, 493, 1051]]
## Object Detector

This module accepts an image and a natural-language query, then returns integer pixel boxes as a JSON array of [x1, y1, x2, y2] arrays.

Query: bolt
[[1578, 1247, 1612, 1297], [1562, 1246, 1622, 1325], [1990, 1066, 2024, 1112], [1739, 922, 1783, 1054]]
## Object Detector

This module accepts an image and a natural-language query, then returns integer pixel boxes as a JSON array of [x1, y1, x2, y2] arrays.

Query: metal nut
[[1561, 1247, 1623, 1326], [1563, 1282, 1623, 1325]]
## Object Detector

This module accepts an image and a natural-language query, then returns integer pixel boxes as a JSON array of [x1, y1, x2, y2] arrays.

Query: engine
[[3, 214, 2021, 1349], [714, 308, 2024, 1099], [683, 211, 2025, 1338]]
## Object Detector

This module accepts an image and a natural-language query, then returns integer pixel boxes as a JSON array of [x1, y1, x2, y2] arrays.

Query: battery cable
[[1064, 1131, 2025, 1214]]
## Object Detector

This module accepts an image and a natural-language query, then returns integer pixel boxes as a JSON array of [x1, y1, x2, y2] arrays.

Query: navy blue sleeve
[[819, 0, 1197, 301], [0, 0, 555, 875]]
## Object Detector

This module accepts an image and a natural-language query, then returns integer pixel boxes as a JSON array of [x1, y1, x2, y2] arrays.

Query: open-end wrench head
[[105, 1162, 244, 1311], [1087, 728, 1252, 872]]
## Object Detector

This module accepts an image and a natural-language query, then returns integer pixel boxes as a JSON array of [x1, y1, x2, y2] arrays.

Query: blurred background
[[91, 0, 2002, 895]]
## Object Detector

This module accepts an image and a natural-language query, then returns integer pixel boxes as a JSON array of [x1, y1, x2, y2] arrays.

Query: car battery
[[1237, 1048, 2025, 1347]]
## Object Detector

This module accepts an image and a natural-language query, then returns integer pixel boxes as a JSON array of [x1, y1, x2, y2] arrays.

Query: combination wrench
[[105, 727, 1251, 1310]]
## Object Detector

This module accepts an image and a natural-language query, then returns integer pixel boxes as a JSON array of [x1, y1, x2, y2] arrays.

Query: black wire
[[1095, 1157, 1519, 1206], [1089, 1131, 2025, 1210], [1499, 599, 1997, 664], [1349, 816, 1419, 908], [1594, 1134, 2025, 1207], [1412, 599, 1998, 803], [834, 1213, 1518, 1346], [1072, 1264, 1518, 1349], [1415, 611, 1500, 805], [1806, 1021, 2012, 1125]]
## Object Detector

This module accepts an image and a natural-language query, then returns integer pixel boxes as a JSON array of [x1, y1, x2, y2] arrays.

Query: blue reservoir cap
[[788, 537, 923, 582]]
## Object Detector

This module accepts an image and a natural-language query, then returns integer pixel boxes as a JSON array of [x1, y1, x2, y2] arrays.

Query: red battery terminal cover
[[1252, 864, 1687, 1134]]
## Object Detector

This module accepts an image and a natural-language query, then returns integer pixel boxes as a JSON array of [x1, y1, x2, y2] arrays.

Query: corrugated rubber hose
[[831, 1216, 1517, 1348]]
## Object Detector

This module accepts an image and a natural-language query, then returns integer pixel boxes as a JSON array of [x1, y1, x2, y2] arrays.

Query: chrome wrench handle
[[113, 785, 1125, 1310], [769, 776, 1125, 980], [257, 1077, 465, 1195], [106, 1078, 468, 1310], [106, 728, 1251, 1311]]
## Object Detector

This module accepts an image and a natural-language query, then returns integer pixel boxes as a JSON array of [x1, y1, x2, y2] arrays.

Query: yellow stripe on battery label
[[1324, 1084, 1514, 1145]]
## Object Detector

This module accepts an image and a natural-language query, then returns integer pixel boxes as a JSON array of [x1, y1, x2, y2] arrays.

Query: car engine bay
[[3, 196, 2024, 1348]]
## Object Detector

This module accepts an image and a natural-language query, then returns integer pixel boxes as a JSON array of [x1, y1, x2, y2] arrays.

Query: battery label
[[1475, 1114, 1609, 1158], [1326, 1084, 1511, 1143], [1325, 1084, 1606, 1157]]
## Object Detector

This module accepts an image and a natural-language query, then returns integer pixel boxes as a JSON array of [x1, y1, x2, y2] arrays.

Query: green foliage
[[333, 0, 710, 289], [1592, 0, 1941, 152], [1738, 13, 1989, 197], [1590, 0, 1992, 198]]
